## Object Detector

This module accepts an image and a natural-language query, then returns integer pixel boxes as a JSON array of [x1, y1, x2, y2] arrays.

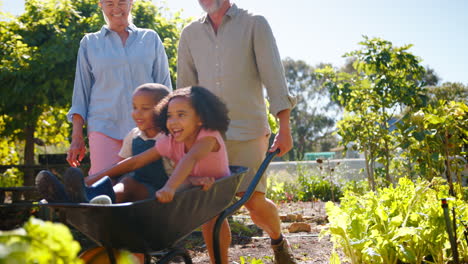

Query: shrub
[[266, 177, 298, 202]]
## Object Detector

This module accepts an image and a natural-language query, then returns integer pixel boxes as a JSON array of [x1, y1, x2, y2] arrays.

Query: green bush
[[323, 177, 468, 264], [296, 166, 343, 202], [266, 165, 370, 202], [266, 176, 298, 202]]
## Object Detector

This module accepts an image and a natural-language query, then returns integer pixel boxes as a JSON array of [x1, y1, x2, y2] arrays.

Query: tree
[[426, 82, 468, 104], [282, 58, 338, 160], [131, 1, 188, 85], [0, 0, 186, 185], [318, 36, 427, 189], [421, 66, 440, 86]]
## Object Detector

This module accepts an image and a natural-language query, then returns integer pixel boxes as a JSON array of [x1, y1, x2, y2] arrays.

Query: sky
[[2, 0, 468, 84]]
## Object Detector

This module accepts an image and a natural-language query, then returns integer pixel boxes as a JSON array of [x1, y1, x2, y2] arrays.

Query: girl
[[89, 86, 232, 264]]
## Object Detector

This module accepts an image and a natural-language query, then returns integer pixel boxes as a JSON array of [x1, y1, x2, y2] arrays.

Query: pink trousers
[[88, 132, 123, 175]]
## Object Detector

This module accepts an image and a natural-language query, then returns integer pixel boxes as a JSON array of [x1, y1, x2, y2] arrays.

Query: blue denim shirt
[[67, 24, 172, 139]]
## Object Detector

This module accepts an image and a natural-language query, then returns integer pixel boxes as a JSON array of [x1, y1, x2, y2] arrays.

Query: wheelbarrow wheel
[[79, 246, 144, 264]]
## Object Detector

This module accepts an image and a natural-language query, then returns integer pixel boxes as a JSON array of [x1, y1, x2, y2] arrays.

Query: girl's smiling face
[[166, 97, 202, 147], [132, 90, 157, 137]]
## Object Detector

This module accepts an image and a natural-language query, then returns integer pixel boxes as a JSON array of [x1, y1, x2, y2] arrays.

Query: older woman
[[66, 0, 172, 176]]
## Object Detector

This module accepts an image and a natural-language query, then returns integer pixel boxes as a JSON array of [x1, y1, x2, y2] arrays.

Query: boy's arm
[[85, 147, 161, 185], [156, 136, 218, 202]]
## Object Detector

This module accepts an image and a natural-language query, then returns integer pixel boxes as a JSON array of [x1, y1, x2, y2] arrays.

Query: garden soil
[[179, 201, 345, 264]]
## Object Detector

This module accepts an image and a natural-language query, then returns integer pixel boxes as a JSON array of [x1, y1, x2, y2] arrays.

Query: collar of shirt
[[99, 23, 137, 37], [200, 3, 240, 24], [136, 129, 162, 141]]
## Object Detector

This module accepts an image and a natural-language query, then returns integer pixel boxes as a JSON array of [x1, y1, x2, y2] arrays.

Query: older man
[[177, 1, 297, 263]]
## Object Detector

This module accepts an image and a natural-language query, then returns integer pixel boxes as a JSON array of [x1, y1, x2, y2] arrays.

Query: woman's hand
[[67, 136, 86, 167], [189, 177, 215, 191], [155, 186, 176, 203], [67, 114, 87, 167]]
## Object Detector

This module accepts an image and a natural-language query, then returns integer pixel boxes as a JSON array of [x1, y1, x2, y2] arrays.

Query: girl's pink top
[[155, 129, 230, 179]]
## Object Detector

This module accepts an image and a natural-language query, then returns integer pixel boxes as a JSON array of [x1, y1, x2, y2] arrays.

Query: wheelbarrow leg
[[156, 247, 192, 264], [105, 247, 117, 264], [144, 254, 152, 264]]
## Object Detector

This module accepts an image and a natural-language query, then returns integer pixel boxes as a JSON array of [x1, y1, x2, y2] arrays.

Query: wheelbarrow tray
[[45, 166, 247, 253]]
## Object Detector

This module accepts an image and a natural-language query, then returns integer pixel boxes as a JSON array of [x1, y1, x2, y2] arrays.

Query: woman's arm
[[85, 147, 161, 185], [67, 114, 87, 167], [67, 40, 93, 166], [155, 136, 218, 203]]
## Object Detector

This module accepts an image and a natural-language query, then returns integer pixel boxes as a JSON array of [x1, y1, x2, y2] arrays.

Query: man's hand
[[155, 186, 176, 203], [269, 128, 293, 157], [269, 109, 293, 157], [189, 177, 215, 191]]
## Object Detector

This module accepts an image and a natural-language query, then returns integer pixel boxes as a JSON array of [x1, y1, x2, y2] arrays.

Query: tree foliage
[[426, 82, 468, 105], [0, 0, 187, 185], [283, 58, 338, 160], [396, 101, 468, 196]]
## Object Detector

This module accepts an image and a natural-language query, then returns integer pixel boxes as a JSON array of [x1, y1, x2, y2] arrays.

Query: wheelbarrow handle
[[213, 149, 279, 264], [223, 149, 279, 216]]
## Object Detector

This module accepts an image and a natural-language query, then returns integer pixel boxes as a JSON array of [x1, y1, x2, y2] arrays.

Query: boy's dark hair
[[134, 83, 170, 104], [155, 86, 230, 135]]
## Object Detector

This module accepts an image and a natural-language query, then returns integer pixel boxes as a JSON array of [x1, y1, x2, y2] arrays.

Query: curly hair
[[155, 86, 230, 135]]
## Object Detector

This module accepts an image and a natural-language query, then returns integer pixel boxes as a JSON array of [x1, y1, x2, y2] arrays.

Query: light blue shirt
[[67, 24, 172, 139]]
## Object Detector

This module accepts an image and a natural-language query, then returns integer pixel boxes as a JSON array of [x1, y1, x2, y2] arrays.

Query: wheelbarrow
[[37, 150, 279, 264]]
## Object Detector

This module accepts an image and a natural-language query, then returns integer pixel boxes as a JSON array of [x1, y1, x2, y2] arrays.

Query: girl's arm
[[85, 147, 161, 185], [156, 136, 218, 203]]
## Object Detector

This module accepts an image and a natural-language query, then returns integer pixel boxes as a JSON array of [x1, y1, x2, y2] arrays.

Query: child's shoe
[[63, 167, 89, 203], [86, 176, 116, 203], [89, 195, 112, 205], [35, 170, 69, 203]]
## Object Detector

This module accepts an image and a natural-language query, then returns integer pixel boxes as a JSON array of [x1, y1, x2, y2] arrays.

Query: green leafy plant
[[266, 177, 287, 202], [323, 177, 468, 264], [0, 217, 83, 263], [266, 177, 299, 202], [396, 100, 467, 197], [0, 217, 138, 263], [296, 165, 343, 202], [239, 256, 266, 264]]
